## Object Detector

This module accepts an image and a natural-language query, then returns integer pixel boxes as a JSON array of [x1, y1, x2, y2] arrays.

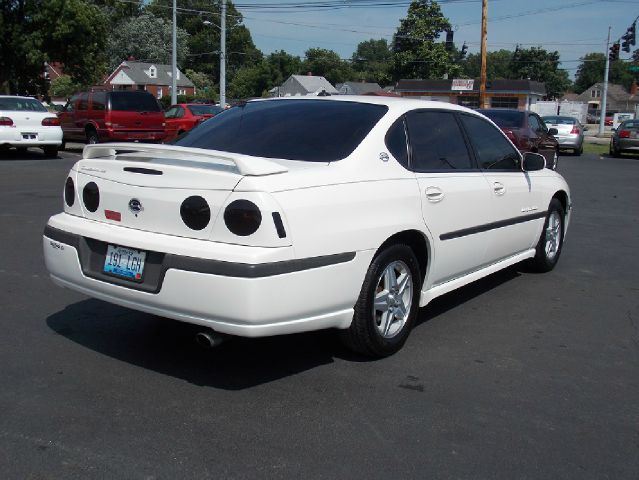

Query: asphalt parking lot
[[0, 148, 638, 479]]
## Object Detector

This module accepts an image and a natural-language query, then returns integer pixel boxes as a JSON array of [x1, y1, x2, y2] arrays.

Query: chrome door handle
[[425, 186, 444, 203], [493, 182, 506, 196]]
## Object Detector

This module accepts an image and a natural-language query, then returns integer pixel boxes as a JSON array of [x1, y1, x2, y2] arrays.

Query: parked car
[[609, 119, 639, 157], [605, 115, 613, 126], [0, 95, 62, 157], [57, 90, 165, 146], [478, 109, 560, 169], [164, 103, 223, 140], [542, 115, 586, 155], [43, 98, 571, 358]]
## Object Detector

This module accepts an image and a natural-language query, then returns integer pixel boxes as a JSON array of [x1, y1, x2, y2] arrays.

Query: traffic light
[[445, 30, 454, 51], [459, 42, 468, 59], [622, 22, 636, 52], [609, 42, 620, 61]]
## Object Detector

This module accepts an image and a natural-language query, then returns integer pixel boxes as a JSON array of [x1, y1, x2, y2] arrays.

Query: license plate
[[103, 244, 146, 281]]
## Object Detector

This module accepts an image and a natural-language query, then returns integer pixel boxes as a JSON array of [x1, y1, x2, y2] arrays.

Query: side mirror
[[611, 127, 617, 132], [522, 152, 546, 172], [548, 127, 558, 135], [583, 126, 589, 131]]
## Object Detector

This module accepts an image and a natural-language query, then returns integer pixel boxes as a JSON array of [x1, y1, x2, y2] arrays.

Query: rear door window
[[174, 100, 388, 162], [77, 93, 89, 111], [385, 118, 409, 168], [92, 92, 106, 111], [460, 114, 521, 171], [405, 110, 472, 171]]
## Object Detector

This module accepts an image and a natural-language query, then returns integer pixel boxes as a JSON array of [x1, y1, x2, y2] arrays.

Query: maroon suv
[[478, 109, 559, 169], [58, 90, 165, 146]]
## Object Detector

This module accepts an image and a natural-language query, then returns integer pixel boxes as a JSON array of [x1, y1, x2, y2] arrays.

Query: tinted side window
[[108, 92, 161, 112], [92, 92, 106, 111], [528, 114, 542, 132], [175, 106, 185, 118], [64, 96, 78, 113], [77, 93, 89, 111], [385, 118, 408, 168], [405, 111, 472, 171], [460, 114, 521, 171]]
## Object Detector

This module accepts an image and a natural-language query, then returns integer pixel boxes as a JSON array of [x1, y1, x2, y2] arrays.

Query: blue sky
[[236, 0, 638, 77]]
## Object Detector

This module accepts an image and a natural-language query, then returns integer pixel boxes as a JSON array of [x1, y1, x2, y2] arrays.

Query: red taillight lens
[[619, 130, 631, 138], [570, 126, 580, 135], [42, 117, 60, 126], [0, 117, 14, 126]]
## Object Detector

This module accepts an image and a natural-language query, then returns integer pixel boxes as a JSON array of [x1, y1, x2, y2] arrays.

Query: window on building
[[458, 96, 479, 108], [149, 66, 157, 78], [157, 88, 163, 99], [490, 96, 519, 109]]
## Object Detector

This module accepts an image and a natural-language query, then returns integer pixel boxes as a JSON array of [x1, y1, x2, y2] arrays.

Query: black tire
[[527, 199, 565, 273], [340, 244, 422, 358], [59, 141, 66, 151], [610, 142, 621, 157], [86, 128, 99, 145], [575, 145, 583, 156], [43, 146, 58, 158]]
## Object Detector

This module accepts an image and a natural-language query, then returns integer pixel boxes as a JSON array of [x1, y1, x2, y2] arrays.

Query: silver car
[[542, 116, 586, 156], [610, 119, 639, 157]]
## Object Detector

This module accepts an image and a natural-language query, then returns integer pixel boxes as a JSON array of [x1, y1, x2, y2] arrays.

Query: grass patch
[[583, 143, 608, 156]]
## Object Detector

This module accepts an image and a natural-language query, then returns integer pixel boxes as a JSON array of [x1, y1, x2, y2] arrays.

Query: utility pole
[[479, 0, 488, 108], [171, 0, 177, 104], [598, 26, 611, 136], [220, 0, 226, 108]]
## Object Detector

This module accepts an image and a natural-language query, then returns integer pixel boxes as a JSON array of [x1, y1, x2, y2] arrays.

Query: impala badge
[[128, 198, 143, 216]]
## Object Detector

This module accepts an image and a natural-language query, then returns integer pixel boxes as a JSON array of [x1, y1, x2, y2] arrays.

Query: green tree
[[574, 52, 636, 93], [351, 39, 392, 85], [185, 69, 216, 99], [106, 13, 190, 71], [303, 48, 354, 85], [509, 47, 571, 99], [146, 1, 261, 84], [391, 0, 460, 80], [461, 49, 513, 79], [49, 75, 80, 98], [1, 0, 109, 94], [227, 51, 302, 99]]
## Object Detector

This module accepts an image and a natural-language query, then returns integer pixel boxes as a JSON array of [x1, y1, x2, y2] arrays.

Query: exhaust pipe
[[195, 330, 227, 349]]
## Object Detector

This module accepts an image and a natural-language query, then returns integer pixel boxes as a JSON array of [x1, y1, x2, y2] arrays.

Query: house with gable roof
[[104, 60, 195, 99], [270, 74, 338, 97]]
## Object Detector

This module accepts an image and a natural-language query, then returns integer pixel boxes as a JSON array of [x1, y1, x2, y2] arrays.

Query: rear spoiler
[[82, 143, 288, 176]]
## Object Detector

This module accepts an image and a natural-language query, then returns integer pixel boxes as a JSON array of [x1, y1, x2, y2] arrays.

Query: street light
[[203, 2, 226, 107]]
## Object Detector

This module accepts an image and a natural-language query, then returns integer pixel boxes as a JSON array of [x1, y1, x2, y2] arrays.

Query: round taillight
[[180, 196, 210, 230], [224, 200, 262, 236], [82, 182, 99, 212], [64, 177, 74, 207]]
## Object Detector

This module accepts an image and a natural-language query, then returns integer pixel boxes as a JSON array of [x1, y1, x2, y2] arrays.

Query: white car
[[43, 97, 571, 357], [0, 96, 63, 157]]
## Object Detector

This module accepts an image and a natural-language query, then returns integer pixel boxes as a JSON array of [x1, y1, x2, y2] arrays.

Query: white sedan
[[0, 95, 63, 157], [43, 97, 571, 357]]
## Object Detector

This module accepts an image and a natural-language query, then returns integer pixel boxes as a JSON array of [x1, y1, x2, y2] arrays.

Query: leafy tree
[[49, 75, 80, 98], [185, 69, 216, 99], [146, 1, 262, 84], [461, 49, 513, 79], [0, 0, 109, 94], [574, 52, 636, 93], [351, 39, 392, 85], [106, 14, 190, 71], [391, 0, 461, 80], [227, 51, 302, 99], [302, 48, 354, 85], [509, 47, 571, 99]]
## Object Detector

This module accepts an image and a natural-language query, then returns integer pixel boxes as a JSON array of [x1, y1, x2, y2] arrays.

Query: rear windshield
[[108, 92, 161, 112], [0, 97, 47, 112], [543, 116, 576, 124], [621, 121, 639, 129], [188, 105, 223, 116], [173, 99, 388, 162], [478, 109, 524, 128]]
